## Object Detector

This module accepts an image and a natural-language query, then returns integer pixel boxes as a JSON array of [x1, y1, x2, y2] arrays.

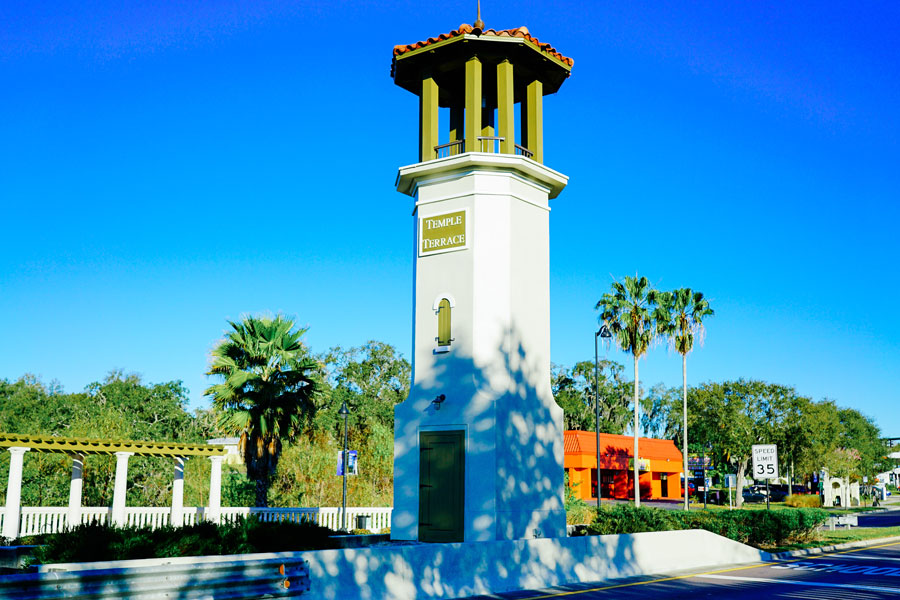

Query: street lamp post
[[338, 401, 350, 531], [594, 325, 612, 510]]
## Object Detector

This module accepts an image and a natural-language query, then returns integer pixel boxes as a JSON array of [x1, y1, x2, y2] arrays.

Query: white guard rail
[[0, 555, 310, 600], [4, 506, 392, 537]]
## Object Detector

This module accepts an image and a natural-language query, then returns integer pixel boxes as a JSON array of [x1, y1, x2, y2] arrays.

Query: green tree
[[688, 379, 798, 507], [269, 342, 409, 508], [823, 447, 861, 480], [768, 391, 813, 495], [317, 341, 411, 436], [0, 372, 212, 508], [596, 274, 659, 507], [792, 399, 842, 480], [653, 288, 713, 509], [552, 360, 632, 433], [789, 401, 883, 486], [641, 383, 681, 441], [836, 407, 884, 480], [205, 315, 321, 507]]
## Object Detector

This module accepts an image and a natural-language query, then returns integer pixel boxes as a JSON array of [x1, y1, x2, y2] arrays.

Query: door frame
[[418, 429, 465, 542]]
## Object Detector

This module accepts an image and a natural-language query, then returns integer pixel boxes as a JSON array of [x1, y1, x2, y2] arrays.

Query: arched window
[[437, 298, 452, 347]]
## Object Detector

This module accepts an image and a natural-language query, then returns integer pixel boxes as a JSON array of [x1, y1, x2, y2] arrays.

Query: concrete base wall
[[38, 529, 770, 600]]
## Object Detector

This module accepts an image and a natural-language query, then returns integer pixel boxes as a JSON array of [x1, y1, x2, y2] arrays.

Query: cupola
[[391, 17, 573, 164]]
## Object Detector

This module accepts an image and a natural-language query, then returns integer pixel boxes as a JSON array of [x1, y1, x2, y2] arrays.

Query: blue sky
[[1, 2, 898, 435]]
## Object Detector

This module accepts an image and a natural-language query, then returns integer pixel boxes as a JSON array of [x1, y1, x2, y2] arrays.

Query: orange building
[[564, 430, 684, 501]]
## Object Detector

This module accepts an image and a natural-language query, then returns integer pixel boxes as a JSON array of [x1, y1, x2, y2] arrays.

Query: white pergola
[[1, 433, 229, 539]]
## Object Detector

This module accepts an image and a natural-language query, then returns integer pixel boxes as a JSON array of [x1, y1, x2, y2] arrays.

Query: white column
[[111, 452, 133, 527], [3, 447, 30, 540], [171, 457, 185, 527], [67, 454, 85, 529], [207, 455, 224, 524]]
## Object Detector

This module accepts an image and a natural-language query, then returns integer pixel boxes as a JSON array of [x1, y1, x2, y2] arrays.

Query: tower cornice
[[396, 152, 568, 199]]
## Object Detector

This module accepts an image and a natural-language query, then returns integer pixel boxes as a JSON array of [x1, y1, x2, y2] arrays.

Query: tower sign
[[390, 18, 573, 542], [420, 210, 468, 255]]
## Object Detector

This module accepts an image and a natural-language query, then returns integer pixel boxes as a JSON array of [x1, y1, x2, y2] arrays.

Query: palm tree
[[205, 314, 320, 507], [653, 288, 714, 510], [596, 275, 659, 507]]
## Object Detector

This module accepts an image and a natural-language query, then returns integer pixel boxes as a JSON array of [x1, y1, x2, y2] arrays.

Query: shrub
[[564, 472, 595, 525], [588, 504, 676, 535], [28, 517, 338, 565], [585, 505, 828, 547], [785, 494, 822, 508], [567, 504, 595, 525]]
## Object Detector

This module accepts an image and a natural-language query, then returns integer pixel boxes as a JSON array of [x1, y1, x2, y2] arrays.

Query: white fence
[[1, 506, 392, 538]]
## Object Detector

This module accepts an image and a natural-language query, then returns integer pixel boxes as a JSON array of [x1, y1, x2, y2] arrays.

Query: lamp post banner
[[337, 450, 358, 476]]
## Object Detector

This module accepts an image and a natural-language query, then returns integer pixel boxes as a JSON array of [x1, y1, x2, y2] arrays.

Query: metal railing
[[5, 506, 393, 537], [434, 139, 465, 159], [477, 135, 505, 153], [433, 137, 535, 159], [0, 556, 311, 600]]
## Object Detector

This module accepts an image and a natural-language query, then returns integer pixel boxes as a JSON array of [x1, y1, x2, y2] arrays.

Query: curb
[[772, 535, 900, 560]]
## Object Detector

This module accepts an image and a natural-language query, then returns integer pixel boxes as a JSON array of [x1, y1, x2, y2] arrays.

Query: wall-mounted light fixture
[[432, 394, 446, 410]]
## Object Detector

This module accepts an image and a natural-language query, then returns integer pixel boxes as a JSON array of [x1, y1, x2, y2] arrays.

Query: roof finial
[[473, 0, 484, 32]]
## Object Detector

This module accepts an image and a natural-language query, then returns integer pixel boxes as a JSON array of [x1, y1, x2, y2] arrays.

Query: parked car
[[742, 488, 767, 503], [765, 484, 789, 502]]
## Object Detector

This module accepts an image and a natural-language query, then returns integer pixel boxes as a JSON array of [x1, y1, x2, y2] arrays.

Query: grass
[[689, 500, 887, 514], [764, 526, 900, 553], [689, 500, 784, 511]]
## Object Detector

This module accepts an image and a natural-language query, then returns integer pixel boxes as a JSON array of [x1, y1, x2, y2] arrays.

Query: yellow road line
[[512, 540, 900, 599]]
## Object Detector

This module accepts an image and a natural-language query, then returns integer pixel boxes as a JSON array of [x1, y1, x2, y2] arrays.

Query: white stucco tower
[[390, 20, 573, 542]]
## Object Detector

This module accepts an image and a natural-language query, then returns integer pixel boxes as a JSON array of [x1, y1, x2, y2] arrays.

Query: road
[[859, 509, 900, 528], [465, 540, 900, 599]]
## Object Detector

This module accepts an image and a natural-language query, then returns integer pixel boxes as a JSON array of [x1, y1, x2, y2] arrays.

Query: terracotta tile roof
[[393, 23, 574, 68], [564, 430, 683, 462]]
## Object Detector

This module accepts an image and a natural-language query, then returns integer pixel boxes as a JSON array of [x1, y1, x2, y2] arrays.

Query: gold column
[[496, 59, 514, 155], [523, 79, 543, 162], [464, 56, 482, 153], [420, 76, 439, 162]]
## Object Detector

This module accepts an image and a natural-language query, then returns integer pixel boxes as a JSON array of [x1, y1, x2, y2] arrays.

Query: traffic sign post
[[726, 474, 736, 509], [752, 444, 778, 510]]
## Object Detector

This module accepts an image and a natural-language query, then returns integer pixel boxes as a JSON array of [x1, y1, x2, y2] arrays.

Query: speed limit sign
[[752, 444, 779, 480]]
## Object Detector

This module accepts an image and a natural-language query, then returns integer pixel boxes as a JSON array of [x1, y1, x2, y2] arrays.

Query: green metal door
[[418, 430, 465, 542]]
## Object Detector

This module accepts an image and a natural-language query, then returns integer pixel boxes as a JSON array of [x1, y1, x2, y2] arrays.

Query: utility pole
[[339, 401, 350, 531]]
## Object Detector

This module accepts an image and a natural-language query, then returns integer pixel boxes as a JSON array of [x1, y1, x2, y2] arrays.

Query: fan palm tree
[[205, 315, 320, 507], [653, 288, 714, 510], [596, 275, 659, 507]]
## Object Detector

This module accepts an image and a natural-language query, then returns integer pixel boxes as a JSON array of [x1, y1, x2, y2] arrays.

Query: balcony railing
[[477, 136, 504, 153], [434, 139, 465, 159], [515, 143, 534, 159], [433, 138, 534, 160]]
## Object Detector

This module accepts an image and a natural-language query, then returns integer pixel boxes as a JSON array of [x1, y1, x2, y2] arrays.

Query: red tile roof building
[[393, 23, 574, 68], [564, 431, 684, 501]]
